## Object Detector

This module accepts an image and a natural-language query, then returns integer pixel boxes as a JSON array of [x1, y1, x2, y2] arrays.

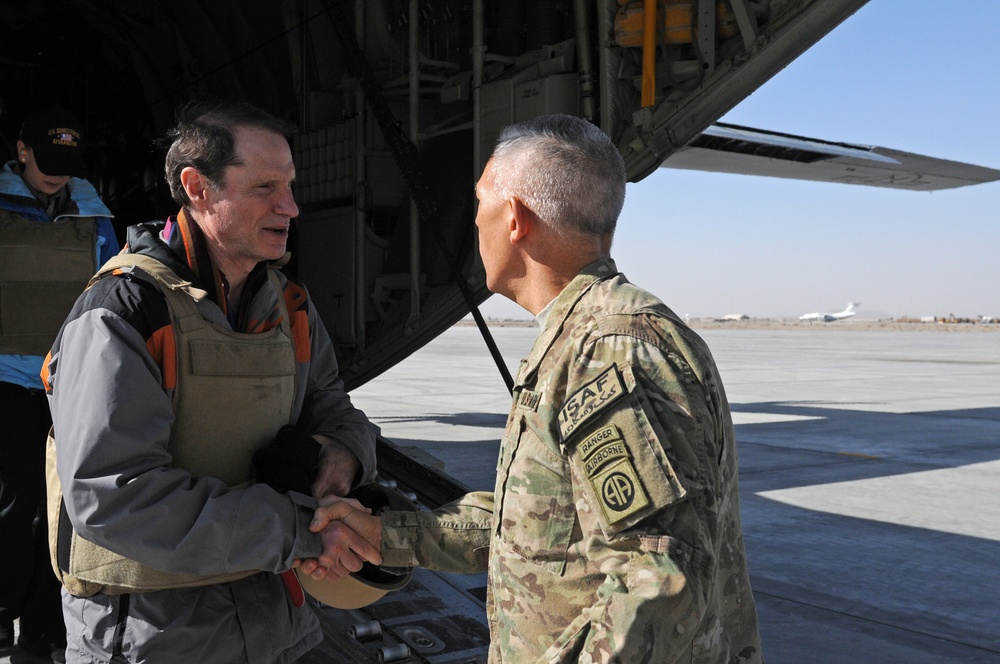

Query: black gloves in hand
[[252, 425, 321, 495]]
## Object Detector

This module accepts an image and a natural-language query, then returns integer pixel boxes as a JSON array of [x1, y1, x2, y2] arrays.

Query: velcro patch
[[578, 425, 621, 460], [516, 389, 541, 412], [584, 441, 630, 477], [558, 366, 626, 442], [592, 459, 649, 525], [577, 424, 631, 476]]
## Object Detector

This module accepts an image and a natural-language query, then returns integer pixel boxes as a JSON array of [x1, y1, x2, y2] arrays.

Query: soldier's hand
[[312, 495, 383, 553], [311, 434, 361, 498], [300, 500, 381, 580]]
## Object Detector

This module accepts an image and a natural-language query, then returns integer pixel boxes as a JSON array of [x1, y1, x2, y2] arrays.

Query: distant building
[[721, 314, 751, 321]]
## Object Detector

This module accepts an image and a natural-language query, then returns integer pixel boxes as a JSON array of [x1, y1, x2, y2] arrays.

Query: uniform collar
[[516, 257, 619, 386]]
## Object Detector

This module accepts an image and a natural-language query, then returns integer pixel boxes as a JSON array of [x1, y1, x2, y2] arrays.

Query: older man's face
[[198, 126, 299, 275], [474, 159, 515, 297]]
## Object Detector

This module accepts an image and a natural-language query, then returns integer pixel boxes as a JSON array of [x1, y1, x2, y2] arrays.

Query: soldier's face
[[474, 159, 514, 296]]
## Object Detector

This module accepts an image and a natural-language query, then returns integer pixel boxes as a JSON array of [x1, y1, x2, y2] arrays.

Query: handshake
[[299, 491, 384, 582], [253, 426, 397, 587]]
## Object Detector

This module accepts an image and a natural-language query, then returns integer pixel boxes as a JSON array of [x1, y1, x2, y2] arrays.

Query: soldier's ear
[[508, 196, 536, 244]]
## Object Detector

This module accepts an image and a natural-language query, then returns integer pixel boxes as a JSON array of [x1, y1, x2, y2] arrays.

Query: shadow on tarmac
[[734, 403, 1000, 663], [383, 403, 1000, 663]]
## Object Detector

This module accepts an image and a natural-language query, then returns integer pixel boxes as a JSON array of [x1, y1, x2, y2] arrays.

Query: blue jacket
[[0, 161, 119, 388]]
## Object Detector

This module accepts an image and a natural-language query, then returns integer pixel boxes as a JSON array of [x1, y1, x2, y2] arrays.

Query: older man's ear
[[508, 196, 537, 245]]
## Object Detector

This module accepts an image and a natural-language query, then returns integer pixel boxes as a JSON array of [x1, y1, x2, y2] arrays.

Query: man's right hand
[[296, 500, 382, 580], [312, 495, 383, 556]]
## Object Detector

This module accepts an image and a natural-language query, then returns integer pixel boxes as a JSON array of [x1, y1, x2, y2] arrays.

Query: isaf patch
[[575, 424, 650, 525], [558, 366, 626, 442]]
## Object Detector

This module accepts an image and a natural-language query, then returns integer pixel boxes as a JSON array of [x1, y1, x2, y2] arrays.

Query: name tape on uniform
[[516, 389, 540, 412]]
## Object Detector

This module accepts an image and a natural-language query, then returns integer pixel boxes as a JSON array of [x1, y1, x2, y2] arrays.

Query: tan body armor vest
[[46, 254, 298, 596], [0, 213, 97, 355]]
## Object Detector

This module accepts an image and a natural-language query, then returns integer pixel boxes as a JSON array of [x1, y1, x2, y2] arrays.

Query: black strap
[[109, 593, 131, 663]]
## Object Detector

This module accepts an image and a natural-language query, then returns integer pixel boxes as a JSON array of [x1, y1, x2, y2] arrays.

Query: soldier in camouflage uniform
[[314, 114, 763, 663]]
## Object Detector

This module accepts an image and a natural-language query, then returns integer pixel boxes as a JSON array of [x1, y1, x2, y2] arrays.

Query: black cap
[[19, 106, 86, 178]]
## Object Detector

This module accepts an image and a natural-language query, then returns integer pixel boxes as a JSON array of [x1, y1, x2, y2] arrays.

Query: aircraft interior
[[0, 0, 871, 390]]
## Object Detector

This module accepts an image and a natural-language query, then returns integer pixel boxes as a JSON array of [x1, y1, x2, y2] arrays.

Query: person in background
[[0, 105, 119, 662], [315, 114, 764, 662], [43, 100, 380, 664]]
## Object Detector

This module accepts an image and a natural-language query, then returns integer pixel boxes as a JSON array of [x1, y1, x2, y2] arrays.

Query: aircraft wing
[[661, 123, 1000, 190]]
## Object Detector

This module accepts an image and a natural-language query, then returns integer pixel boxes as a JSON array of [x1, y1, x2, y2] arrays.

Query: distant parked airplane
[[800, 302, 860, 322]]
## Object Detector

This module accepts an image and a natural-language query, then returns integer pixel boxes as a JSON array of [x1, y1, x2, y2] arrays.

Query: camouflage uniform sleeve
[[545, 328, 724, 662], [380, 491, 493, 573]]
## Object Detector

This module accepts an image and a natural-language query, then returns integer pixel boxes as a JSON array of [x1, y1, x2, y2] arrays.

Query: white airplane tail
[[832, 303, 860, 320]]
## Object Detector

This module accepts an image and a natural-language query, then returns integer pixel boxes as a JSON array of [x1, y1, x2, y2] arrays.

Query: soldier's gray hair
[[488, 114, 625, 238]]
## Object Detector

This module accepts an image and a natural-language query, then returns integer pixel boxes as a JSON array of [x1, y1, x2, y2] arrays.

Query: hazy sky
[[478, 1, 1000, 321]]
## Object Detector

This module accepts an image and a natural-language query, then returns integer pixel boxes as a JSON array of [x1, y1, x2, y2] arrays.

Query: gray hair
[[163, 101, 296, 207], [487, 114, 625, 238]]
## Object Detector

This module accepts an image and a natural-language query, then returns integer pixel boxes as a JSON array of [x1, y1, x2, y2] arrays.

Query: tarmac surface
[[8, 321, 998, 663], [348, 322, 1000, 664]]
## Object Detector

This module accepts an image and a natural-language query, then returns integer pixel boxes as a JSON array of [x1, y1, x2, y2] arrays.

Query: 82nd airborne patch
[[593, 461, 649, 523], [576, 424, 650, 525]]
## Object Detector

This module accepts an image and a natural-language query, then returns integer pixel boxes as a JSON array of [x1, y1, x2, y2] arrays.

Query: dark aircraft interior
[[1, 0, 873, 392]]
